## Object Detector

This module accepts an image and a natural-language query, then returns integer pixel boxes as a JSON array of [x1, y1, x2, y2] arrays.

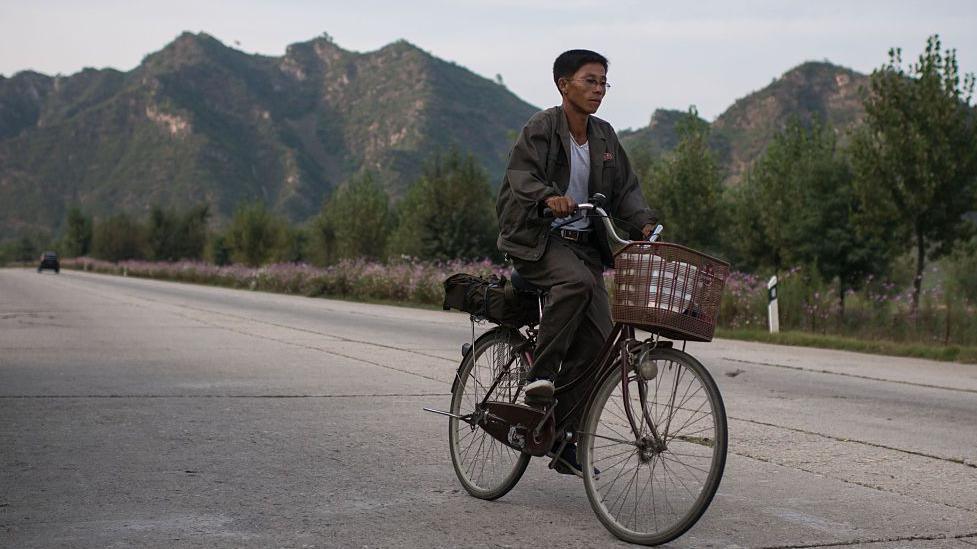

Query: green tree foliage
[[389, 151, 497, 261], [146, 205, 211, 261], [850, 35, 977, 312], [279, 226, 309, 264], [225, 202, 286, 267], [946, 232, 977, 306], [61, 207, 93, 257], [92, 214, 146, 261], [179, 205, 211, 260], [313, 172, 390, 263], [641, 107, 724, 252], [732, 119, 888, 313], [15, 236, 37, 262], [208, 233, 232, 266], [146, 206, 178, 261]]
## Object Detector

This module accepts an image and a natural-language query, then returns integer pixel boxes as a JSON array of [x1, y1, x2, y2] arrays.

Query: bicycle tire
[[448, 327, 532, 500], [580, 347, 727, 546]]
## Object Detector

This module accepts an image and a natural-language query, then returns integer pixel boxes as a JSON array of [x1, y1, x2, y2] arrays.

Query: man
[[496, 49, 657, 474]]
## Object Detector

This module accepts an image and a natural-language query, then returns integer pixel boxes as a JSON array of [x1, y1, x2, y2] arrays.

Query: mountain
[[0, 32, 538, 239], [618, 108, 698, 158], [0, 43, 873, 243], [621, 61, 870, 185]]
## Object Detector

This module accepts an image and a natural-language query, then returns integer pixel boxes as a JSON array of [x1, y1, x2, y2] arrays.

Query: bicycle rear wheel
[[580, 347, 727, 546], [448, 327, 532, 500]]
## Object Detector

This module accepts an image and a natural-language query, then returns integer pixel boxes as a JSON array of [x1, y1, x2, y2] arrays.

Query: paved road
[[2, 268, 976, 548]]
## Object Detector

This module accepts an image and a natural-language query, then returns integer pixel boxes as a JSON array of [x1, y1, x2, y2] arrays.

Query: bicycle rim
[[448, 328, 531, 500], [581, 348, 727, 545]]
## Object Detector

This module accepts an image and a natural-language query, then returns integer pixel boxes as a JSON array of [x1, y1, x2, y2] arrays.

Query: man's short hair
[[553, 50, 609, 88]]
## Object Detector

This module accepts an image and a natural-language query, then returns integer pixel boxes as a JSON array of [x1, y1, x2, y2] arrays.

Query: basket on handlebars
[[611, 242, 729, 342]]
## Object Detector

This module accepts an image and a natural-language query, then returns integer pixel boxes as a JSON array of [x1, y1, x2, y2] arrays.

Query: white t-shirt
[[552, 139, 591, 230]]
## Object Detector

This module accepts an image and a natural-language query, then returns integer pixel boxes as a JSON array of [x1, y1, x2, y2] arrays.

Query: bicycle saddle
[[510, 270, 545, 295]]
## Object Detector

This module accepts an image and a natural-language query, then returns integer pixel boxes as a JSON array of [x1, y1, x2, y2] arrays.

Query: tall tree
[[314, 172, 390, 263], [389, 150, 497, 261], [92, 214, 146, 262], [175, 204, 211, 261], [226, 202, 285, 267], [146, 205, 210, 261], [850, 35, 977, 312], [61, 206, 93, 257], [641, 108, 725, 252], [146, 206, 179, 261], [733, 119, 889, 315]]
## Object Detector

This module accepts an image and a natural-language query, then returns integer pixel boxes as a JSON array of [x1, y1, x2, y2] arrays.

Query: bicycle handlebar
[[542, 202, 663, 245]]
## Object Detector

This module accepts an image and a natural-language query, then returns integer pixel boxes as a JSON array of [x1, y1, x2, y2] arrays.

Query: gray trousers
[[512, 236, 613, 431]]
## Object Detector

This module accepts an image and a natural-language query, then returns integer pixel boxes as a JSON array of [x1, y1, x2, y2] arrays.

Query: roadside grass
[[715, 328, 977, 364], [47, 259, 977, 365]]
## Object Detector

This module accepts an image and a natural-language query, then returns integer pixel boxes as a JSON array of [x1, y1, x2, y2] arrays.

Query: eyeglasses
[[573, 77, 610, 90]]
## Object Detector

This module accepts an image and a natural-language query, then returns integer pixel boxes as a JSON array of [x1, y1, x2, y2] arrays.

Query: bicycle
[[425, 196, 730, 546]]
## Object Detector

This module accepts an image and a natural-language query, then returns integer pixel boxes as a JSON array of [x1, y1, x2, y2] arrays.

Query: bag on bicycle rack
[[442, 273, 539, 328]]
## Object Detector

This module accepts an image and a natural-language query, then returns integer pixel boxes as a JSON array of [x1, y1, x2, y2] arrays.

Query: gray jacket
[[496, 106, 657, 266]]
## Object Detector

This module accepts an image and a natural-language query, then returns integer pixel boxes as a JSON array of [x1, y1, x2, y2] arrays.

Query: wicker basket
[[611, 242, 729, 342]]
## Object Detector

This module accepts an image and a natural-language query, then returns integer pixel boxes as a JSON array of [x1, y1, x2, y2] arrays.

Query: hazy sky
[[1, 0, 975, 130]]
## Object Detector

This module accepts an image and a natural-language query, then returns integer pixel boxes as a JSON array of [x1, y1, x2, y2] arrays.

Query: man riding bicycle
[[496, 49, 658, 475]]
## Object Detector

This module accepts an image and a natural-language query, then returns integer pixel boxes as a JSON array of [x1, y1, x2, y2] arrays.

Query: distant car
[[38, 251, 59, 273]]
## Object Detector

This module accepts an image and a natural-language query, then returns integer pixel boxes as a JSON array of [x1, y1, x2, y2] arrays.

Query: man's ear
[[557, 77, 568, 95]]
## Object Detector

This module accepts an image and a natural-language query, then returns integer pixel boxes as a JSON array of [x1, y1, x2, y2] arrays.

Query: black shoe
[[549, 442, 600, 479], [522, 378, 554, 407]]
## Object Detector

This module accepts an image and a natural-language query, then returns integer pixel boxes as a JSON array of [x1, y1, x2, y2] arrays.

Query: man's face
[[560, 62, 607, 115]]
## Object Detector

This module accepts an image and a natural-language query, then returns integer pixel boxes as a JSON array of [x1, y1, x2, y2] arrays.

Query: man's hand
[[545, 195, 577, 218], [642, 224, 656, 240]]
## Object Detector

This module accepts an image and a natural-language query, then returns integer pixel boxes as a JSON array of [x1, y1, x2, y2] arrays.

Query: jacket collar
[[553, 106, 608, 195]]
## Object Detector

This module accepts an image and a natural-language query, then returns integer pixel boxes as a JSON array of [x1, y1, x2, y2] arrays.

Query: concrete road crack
[[724, 357, 977, 395], [730, 415, 977, 469], [50, 280, 456, 385], [757, 531, 977, 548]]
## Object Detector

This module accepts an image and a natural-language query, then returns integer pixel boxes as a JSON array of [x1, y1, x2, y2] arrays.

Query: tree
[[389, 151, 498, 261], [641, 107, 725, 252], [314, 172, 390, 263], [146, 205, 211, 261], [175, 204, 210, 260], [61, 207, 93, 257], [146, 206, 179, 261], [92, 214, 146, 262], [946, 231, 977, 306], [732, 119, 889, 316], [850, 35, 977, 313], [225, 202, 286, 267], [279, 226, 309, 264], [209, 233, 232, 266], [15, 236, 37, 262]]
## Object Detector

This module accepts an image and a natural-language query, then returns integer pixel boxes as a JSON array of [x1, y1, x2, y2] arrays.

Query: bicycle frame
[[430, 197, 672, 450]]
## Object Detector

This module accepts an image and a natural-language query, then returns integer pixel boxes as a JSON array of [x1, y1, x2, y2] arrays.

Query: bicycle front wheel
[[580, 347, 727, 546], [448, 327, 531, 500]]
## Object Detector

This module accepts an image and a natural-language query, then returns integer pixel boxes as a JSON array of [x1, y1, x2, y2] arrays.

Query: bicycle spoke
[[592, 446, 637, 466]]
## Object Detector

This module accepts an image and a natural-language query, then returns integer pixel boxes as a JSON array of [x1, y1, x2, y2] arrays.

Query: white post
[[767, 275, 779, 334]]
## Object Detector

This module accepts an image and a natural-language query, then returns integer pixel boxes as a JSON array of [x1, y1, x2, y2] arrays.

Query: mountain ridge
[[620, 60, 870, 185], [1, 35, 872, 241], [0, 32, 538, 238]]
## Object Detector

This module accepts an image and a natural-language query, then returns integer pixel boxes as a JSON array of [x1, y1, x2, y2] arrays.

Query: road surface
[[2, 268, 976, 548]]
